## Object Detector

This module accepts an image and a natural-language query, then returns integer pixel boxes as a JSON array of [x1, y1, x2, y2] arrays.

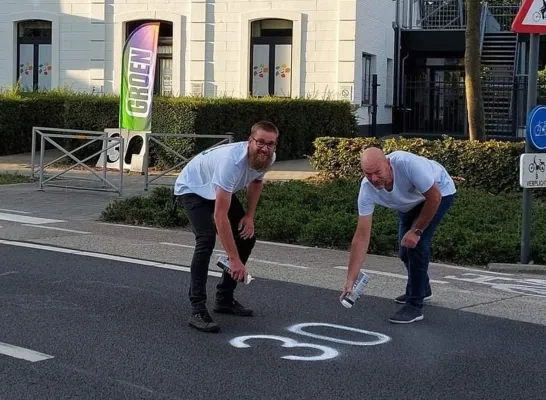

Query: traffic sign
[[527, 105, 546, 150], [517, 4, 544, 265], [512, 0, 546, 33], [520, 153, 546, 188]]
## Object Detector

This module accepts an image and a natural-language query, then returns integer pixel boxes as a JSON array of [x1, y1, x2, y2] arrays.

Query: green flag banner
[[119, 22, 160, 131]]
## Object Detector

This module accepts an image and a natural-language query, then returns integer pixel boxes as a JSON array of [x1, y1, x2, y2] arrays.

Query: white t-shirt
[[358, 151, 456, 216], [173, 141, 276, 199]]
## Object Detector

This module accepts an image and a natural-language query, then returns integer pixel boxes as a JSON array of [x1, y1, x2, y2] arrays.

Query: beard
[[248, 151, 272, 171]]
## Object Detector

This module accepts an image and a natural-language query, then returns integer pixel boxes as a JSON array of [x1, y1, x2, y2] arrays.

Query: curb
[[487, 262, 546, 275]]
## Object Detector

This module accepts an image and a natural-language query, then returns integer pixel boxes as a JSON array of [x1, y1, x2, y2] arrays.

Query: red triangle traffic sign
[[512, 0, 546, 33]]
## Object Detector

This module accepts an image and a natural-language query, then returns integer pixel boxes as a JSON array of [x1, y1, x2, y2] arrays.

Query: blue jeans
[[398, 195, 454, 309]]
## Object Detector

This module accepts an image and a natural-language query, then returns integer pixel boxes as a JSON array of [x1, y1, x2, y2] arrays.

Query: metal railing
[[401, 0, 465, 29], [479, 4, 487, 53], [143, 132, 234, 191], [401, 0, 521, 31], [419, 0, 464, 29], [485, 4, 521, 32], [482, 76, 520, 136], [398, 76, 546, 137], [30, 127, 125, 195], [399, 78, 466, 135]]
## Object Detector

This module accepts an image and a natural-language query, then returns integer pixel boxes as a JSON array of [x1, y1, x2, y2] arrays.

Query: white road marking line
[[0, 239, 222, 278], [256, 240, 310, 249], [248, 258, 309, 269], [99, 222, 156, 230], [429, 262, 514, 276], [160, 242, 194, 249], [333, 266, 449, 284], [0, 271, 18, 277], [0, 342, 54, 363], [0, 213, 64, 225], [160, 242, 309, 269], [21, 225, 91, 234], [0, 209, 31, 214]]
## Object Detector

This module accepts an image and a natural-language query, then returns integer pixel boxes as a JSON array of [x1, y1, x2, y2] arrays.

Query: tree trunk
[[465, 0, 486, 141]]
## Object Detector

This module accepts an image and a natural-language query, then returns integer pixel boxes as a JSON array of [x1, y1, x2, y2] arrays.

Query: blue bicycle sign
[[527, 105, 546, 151]]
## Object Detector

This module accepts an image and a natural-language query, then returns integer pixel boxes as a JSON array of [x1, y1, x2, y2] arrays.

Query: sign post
[[512, 0, 546, 264]]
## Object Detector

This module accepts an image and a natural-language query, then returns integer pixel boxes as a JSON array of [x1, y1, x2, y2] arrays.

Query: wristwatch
[[412, 227, 423, 236]]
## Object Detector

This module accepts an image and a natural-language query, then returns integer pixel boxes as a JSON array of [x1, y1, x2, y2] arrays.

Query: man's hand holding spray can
[[217, 255, 254, 285], [340, 271, 369, 308]]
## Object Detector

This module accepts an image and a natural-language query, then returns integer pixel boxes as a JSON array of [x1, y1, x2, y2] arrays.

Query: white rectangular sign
[[520, 153, 546, 188]]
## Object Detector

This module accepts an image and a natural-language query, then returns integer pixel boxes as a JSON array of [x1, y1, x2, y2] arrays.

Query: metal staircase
[[480, 32, 518, 135]]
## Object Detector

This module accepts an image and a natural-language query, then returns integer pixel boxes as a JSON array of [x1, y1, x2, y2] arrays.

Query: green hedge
[[150, 97, 358, 167], [0, 93, 119, 157], [310, 136, 529, 194], [0, 93, 358, 165], [99, 181, 546, 266]]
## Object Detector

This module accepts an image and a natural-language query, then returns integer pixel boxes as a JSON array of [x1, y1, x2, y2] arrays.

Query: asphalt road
[[0, 243, 545, 400]]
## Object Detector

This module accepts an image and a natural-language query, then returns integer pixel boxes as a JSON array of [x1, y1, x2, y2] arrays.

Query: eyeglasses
[[251, 136, 277, 150]]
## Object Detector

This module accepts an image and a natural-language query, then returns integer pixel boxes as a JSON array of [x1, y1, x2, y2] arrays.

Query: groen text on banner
[[119, 22, 159, 131]]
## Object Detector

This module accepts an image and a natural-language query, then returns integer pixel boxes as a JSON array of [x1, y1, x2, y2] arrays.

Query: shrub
[[0, 96, 65, 155], [100, 186, 187, 227], [0, 92, 358, 166], [99, 180, 546, 266], [310, 136, 530, 194], [0, 172, 34, 185], [0, 92, 119, 161]]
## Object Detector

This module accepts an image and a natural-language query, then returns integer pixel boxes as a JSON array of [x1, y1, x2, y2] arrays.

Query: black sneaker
[[188, 311, 220, 333], [213, 299, 253, 316], [394, 293, 433, 304], [388, 305, 424, 324]]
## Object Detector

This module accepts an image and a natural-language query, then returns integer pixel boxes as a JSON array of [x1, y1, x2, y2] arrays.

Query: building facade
[[0, 0, 395, 131], [393, 0, 538, 140]]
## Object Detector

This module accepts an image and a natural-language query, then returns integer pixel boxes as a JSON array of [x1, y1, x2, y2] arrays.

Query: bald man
[[340, 147, 456, 324]]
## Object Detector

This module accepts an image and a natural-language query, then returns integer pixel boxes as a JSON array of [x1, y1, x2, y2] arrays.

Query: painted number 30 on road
[[229, 323, 391, 361]]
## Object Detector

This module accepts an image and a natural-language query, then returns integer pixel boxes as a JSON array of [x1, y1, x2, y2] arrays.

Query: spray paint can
[[340, 271, 370, 308], [217, 255, 254, 285]]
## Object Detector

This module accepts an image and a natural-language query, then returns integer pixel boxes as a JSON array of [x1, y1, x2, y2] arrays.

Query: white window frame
[[240, 10, 302, 98]]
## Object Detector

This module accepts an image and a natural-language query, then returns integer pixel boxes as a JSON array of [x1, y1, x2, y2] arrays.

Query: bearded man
[[174, 121, 278, 333]]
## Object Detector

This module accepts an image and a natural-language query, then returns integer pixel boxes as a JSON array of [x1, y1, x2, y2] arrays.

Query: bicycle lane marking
[[0, 342, 54, 363], [444, 273, 546, 298]]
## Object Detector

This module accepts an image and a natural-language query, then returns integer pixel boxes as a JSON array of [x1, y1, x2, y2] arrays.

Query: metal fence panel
[[399, 76, 544, 138], [31, 127, 125, 195]]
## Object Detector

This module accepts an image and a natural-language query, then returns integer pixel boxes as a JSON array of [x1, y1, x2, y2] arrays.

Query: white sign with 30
[[229, 322, 392, 362]]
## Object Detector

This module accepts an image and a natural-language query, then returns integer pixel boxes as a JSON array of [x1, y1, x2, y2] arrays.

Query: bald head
[[361, 147, 386, 169], [360, 147, 392, 190]]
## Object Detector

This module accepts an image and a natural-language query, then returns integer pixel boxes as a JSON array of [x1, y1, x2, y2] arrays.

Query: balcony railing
[[400, 0, 465, 29], [484, 5, 521, 32], [399, 0, 521, 31]]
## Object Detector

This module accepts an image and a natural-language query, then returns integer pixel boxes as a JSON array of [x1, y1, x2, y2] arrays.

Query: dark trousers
[[177, 193, 256, 314], [398, 194, 454, 309]]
